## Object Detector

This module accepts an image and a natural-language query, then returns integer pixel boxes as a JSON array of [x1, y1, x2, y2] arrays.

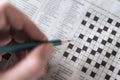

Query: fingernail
[[0, 36, 12, 46]]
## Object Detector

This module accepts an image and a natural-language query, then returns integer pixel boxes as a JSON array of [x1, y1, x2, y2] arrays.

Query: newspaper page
[[6, 0, 120, 80]]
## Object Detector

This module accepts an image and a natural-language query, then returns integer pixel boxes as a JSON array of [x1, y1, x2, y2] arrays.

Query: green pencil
[[0, 40, 70, 55]]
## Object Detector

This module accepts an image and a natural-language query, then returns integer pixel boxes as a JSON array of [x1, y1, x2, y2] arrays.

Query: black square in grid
[[89, 24, 95, 29], [101, 40, 107, 45], [101, 60, 107, 67], [82, 46, 88, 51], [109, 65, 115, 72], [87, 38, 92, 43], [111, 50, 117, 56], [3, 53, 11, 60], [118, 70, 120, 75], [90, 71, 96, 78], [86, 12, 91, 17], [63, 52, 69, 57], [71, 56, 77, 62], [90, 50, 96, 56], [95, 62, 100, 69], [115, 22, 120, 28], [93, 16, 99, 22], [111, 30, 117, 35], [81, 20, 87, 25], [103, 26, 108, 31], [107, 38, 113, 43], [97, 28, 102, 33], [107, 18, 113, 24], [68, 43, 74, 49], [105, 52, 111, 58], [76, 48, 81, 53], [115, 42, 120, 48], [86, 58, 92, 64], [79, 34, 84, 39], [105, 74, 111, 80], [97, 48, 103, 53], [93, 36, 98, 41], [81, 66, 88, 73]]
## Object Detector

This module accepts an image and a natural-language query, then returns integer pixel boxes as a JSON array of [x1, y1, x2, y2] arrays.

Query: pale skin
[[0, 1, 53, 80]]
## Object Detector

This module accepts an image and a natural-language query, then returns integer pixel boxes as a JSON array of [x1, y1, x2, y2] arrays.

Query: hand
[[0, 1, 53, 80]]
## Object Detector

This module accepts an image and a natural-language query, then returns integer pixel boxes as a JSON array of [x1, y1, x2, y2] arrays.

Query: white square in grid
[[80, 40, 86, 45], [85, 63, 91, 68], [93, 67, 99, 73], [89, 54, 94, 60], [109, 56, 115, 60], [95, 52, 100, 58], [102, 20, 107, 25], [107, 48, 113, 53], [88, 34, 95, 39], [116, 32, 120, 38], [92, 19, 97, 25], [116, 74, 120, 79], [109, 45, 115, 50], [93, 56, 98, 61], [98, 19, 103, 24], [84, 16, 89, 21], [105, 63, 110, 69], [107, 70, 112, 75], [96, 22, 101, 27], [88, 8, 94, 13], [91, 60, 96, 66], [93, 46, 98, 51], [104, 16, 109, 22], [103, 68, 109, 74], [107, 59, 113, 64], [83, 36, 89, 41], [112, 72, 117, 78], [70, 60, 75, 65], [111, 62, 117, 67], [82, 56, 88, 61], [74, 63, 79, 67], [74, 52, 79, 57], [99, 54, 104, 60], [101, 50, 106, 56], [95, 42, 101, 47], [97, 70, 102, 75], [89, 12, 95, 19], [113, 57, 119, 62], [79, 60, 85, 66], [86, 48, 91, 53], [84, 52, 90, 57], [88, 44, 94, 49], [100, 24, 105, 29], [72, 45, 77, 51]]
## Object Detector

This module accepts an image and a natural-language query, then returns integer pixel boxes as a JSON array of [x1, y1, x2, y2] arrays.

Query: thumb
[[1, 44, 53, 80]]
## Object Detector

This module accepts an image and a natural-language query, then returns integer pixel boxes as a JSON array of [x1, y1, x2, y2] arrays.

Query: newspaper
[[4, 0, 120, 80]]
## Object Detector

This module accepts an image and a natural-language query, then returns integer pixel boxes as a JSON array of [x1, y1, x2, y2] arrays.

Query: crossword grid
[[61, 8, 120, 80]]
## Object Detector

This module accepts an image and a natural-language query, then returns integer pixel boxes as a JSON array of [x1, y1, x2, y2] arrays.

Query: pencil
[[0, 39, 70, 55]]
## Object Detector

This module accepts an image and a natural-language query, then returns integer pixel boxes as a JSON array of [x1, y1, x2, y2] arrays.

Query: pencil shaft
[[0, 40, 62, 55]]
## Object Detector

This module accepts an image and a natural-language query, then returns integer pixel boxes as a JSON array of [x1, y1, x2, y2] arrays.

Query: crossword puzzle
[[61, 8, 120, 80]]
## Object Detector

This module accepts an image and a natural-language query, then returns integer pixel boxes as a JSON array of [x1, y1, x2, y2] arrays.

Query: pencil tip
[[61, 40, 71, 44]]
